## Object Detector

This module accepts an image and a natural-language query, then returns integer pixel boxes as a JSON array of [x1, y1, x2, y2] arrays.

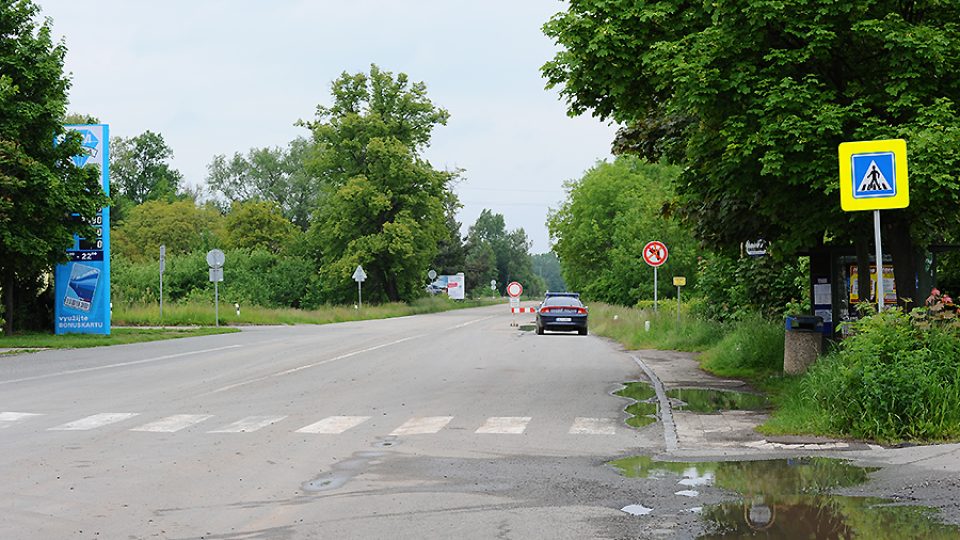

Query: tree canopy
[[465, 209, 544, 296], [0, 0, 107, 333], [111, 130, 183, 207], [302, 65, 458, 303], [544, 0, 960, 305], [548, 157, 697, 304], [206, 137, 321, 230]]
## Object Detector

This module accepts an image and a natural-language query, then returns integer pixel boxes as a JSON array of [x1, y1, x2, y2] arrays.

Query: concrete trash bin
[[783, 316, 823, 375]]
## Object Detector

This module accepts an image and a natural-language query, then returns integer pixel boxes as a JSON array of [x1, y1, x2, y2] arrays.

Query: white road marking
[[49, 413, 140, 431], [390, 416, 454, 436], [296, 416, 371, 434], [131, 414, 214, 433], [569, 417, 617, 435], [0, 345, 243, 386], [208, 415, 287, 433], [475, 416, 531, 434], [209, 334, 427, 394], [0, 412, 43, 428], [448, 315, 496, 330]]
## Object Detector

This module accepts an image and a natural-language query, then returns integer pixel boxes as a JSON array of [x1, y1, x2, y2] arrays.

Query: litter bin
[[783, 315, 823, 375]]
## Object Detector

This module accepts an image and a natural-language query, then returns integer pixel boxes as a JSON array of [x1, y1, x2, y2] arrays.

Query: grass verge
[[0, 327, 239, 352], [113, 296, 501, 326]]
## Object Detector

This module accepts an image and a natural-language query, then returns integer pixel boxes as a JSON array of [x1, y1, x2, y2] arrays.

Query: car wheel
[[537, 325, 544, 335], [579, 328, 588, 336]]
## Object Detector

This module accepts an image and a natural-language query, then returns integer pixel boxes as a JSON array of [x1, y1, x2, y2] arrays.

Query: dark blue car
[[536, 293, 588, 335]]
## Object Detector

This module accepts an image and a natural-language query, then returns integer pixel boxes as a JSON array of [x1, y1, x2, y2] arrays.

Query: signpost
[[353, 265, 367, 308], [207, 249, 225, 327], [673, 276, 686, 324], [839, 139, 909, 312], [159, 244, 166, 326], [643, 241, 668, 312], [55, 124, 111, 335]]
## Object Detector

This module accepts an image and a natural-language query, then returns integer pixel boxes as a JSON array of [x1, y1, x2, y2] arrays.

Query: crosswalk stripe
[[390, 416, 454, 436], [208, 415, 287, 433], [49, 413, 139, 431], [0, 412, 43, 428], [296, 416, 371, 434], [569, 417, 617, 435], [475, 416, 531, 434], [131, 414, 214, 433]]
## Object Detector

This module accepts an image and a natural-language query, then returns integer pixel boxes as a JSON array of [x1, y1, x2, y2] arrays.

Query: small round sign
[[642, 241, 668, 267], [428, 269, 438, 280], [506, 281, 523, 298], [206, 249, 226, 269]]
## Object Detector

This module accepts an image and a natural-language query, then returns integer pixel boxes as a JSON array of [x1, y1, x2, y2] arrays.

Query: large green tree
[[206, 137, 321, 230], [111, 130, 183, 208], [303, 65, 456, 303], [548, 157, 698, 305], [543, 0, 960, 306], [0, 0, 107, 334], [222, 200, 297, 254]]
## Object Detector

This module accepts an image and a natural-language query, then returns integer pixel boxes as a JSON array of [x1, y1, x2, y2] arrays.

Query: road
[[0, 304, 667, 539]]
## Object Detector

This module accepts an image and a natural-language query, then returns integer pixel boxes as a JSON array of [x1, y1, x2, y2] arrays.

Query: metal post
[[159, 270, 163, 327], [214, 281, 219, 327], [677, 286, 681, 325], [358, 281, 362, 310], [654, 267, 658, 313], [874, 209, 884, 313]]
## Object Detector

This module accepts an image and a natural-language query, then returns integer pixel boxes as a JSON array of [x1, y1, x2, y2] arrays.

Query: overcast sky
[[39, 1, 617, 253]]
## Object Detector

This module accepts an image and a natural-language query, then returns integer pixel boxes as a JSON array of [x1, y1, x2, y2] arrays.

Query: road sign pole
[[654, 266, 658, 313], [159, 272, 163, 327], [677, 285, 681, 325], [874, 209, 884, 313], [215, 280, 219, 327], [358, 281, 362, 310]]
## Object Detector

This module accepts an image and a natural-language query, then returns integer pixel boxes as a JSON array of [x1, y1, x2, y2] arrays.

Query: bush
[[797, 309, 960, 442], [700, 314, 785, 377], [693, 253, 808, 322]]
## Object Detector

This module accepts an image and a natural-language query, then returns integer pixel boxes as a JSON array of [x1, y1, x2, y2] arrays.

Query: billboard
[[54, 124, 110, 334], [427, 273, 466, 300]]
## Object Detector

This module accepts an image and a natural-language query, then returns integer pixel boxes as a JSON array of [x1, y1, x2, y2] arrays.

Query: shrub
[[798, 309, 960, 442]]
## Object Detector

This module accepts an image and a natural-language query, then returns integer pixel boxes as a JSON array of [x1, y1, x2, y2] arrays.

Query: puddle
[[303, 441, 393, 493], [667, 388, 769, 414], [616, 382, 769, 428], [610, 456, 960, 538], [615, 382, 659, 428]]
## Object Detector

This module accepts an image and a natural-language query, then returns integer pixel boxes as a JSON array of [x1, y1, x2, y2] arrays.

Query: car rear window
[[542, 296, 583, 308]]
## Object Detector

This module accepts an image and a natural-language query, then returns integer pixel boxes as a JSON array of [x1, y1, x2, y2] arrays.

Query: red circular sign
[[642, 241, 668, 267], [506, 281, 523, 297]]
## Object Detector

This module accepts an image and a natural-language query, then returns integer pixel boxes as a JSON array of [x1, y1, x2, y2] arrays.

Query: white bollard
[[234, 303, 240, 316], [644, 320, 651, 332]]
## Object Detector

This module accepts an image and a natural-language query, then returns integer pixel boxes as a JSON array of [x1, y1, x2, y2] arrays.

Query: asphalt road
[[0, 304, 668, 539]]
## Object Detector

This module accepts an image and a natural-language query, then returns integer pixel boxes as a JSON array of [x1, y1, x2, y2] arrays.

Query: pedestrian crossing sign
[[839, 139, 909, 211]]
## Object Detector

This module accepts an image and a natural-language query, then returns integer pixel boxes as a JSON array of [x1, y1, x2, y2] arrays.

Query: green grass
[[113, 296, 500, 326], [589, 302, 725, 352], [0, 326, 239, 352]]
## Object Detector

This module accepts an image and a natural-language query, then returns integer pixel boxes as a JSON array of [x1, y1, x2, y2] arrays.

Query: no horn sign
[[643, 241, 668, 267]]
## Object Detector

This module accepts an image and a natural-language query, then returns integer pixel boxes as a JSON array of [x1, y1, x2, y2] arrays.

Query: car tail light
[[539, 307, 551, 313], [577, 307, 587, 314]]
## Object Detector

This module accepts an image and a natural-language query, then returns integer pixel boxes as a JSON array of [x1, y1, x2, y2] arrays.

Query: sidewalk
[[630, 349, 871, 455]]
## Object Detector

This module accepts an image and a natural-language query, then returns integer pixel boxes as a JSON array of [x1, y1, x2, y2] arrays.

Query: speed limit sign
[[506, 281, 523, 297]]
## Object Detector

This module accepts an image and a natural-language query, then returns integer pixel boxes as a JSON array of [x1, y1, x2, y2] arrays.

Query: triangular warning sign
[[857, 160, 892, 192]]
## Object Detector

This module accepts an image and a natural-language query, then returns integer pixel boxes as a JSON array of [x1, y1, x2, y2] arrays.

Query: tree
[[465, 209, 544, 297], [223, 200, 297, 254], [532, 252, 566, 292], [543, 0, 960, 307], [302, 65, 456, 303], [0, 0, 108, 334], [111, 200, 223, 262], [547, 157, 698, 305], [206, 137, 321, 230], [431, 190, 467, 275], [111, 130, 183, 210]]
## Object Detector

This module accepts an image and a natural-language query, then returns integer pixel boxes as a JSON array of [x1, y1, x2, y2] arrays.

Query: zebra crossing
[[0, 411, 622, 436]]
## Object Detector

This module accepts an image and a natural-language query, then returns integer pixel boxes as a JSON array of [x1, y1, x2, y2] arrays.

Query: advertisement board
[[54, 125, 110, 334], [849, 264, 896, 305]]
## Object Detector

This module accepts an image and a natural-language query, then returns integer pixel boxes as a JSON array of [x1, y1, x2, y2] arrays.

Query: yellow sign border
[[838, 139, 909, 211]]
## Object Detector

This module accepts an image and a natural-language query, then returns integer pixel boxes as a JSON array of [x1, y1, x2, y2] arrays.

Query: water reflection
[[609, 457, 960, 539], [667, 388, 769, 413], [615, 381, 659, 427]]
